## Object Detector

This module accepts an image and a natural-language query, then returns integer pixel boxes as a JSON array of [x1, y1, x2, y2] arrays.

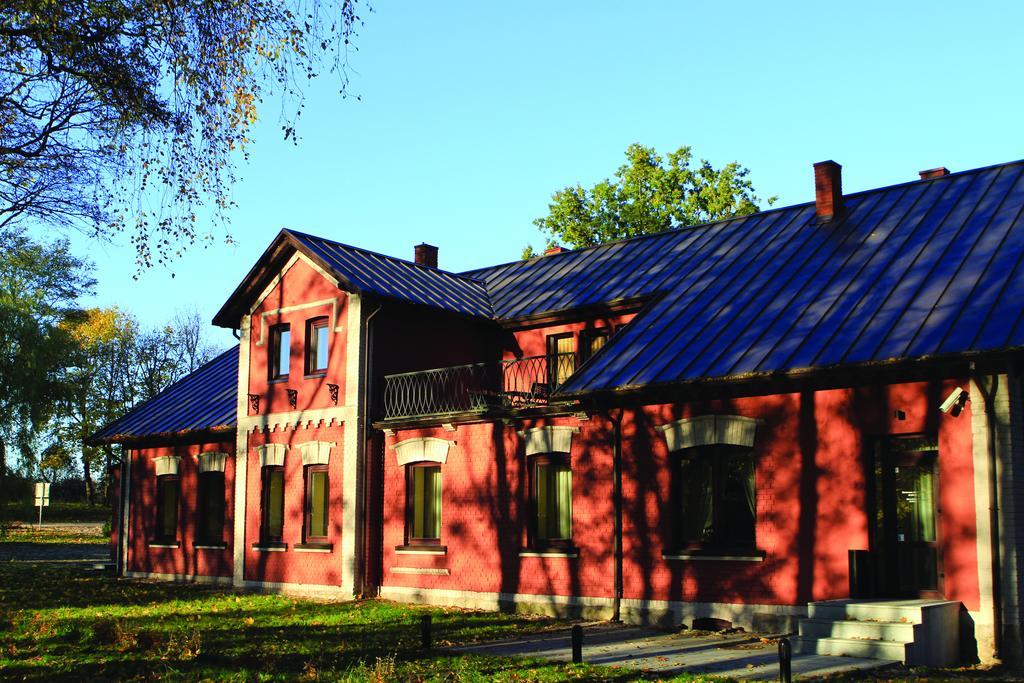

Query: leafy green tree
[[0, 228, 93, 519], [527, 144, 774, 253], [0, 0, 369, 268]]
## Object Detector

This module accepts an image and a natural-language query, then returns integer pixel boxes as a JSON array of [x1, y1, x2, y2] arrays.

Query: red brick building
[[93, 159, 1024, 664]]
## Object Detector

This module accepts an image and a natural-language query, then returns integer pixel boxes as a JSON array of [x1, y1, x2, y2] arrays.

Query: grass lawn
[[0, 525, 107, 545], [2, 501, 110, 524], [0, 563, 721, 682]]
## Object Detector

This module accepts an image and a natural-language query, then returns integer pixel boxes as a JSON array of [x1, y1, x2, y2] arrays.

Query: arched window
[[658, 415, 758, 552], [153, 456, 180, 544], [196, 452, 227, 546]]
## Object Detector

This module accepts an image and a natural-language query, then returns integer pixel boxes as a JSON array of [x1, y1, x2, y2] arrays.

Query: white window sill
[[391, 567, 450, 576], [194, 544, 227, 550], [252, 544, 287, 553], [396, 548, 447, 556], [148, 542, 179, 549], [661, 553, 764, 562], [294, 546, 331, 553], [519, 550, 579, 558]]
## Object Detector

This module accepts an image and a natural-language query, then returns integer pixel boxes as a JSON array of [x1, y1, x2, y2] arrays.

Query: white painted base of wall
[[125, 570, 351, 600], [125, 571, 233, 586], [379, 585, 806, 632]]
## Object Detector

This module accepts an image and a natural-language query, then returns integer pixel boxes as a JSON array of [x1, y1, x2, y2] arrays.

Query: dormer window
[[270, 323, 290, 380], [306, 317, 329, 375]]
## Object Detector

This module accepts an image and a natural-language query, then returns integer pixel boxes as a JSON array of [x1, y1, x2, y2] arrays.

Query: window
[[675, 446, 755, 549], [261, 466, 285, 543], [530, 454, 572, 547], [304, 465, 329, 542], [406, 464, 441, 544], [197, 471, 225, 545], [305, 317, 329, 375], [547, 334, 575, 386], [155, 474, 179, 543], [580, 329, 610, 363], [270, 323, 291, 379]]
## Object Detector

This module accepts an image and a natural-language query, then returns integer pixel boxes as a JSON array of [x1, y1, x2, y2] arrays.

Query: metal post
[[420, 614, 432, 649], [37, 499, 42, 530], [571, 624, 583, 664], [778, 637, 792, 683]]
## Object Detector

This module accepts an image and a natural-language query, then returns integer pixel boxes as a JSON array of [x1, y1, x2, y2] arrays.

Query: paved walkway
[[454, 623, 895, 680]]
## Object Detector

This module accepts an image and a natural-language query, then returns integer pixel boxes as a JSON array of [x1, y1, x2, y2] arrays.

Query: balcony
[[381, 353, 577, 421]]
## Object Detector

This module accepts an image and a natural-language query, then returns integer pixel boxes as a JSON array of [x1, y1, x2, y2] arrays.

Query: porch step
[[796, 599, 960, 666], [795, 635, 911, 661], [798, 617, 918, 642]]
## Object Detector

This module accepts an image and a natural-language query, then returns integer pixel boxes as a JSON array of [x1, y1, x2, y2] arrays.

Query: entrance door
[[872, 436, 941, 597]]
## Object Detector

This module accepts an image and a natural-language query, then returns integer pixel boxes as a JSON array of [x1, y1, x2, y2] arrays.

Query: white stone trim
[[126, 571, 233, 586], [391, 567, 451, 576], [252, 545, 287, 552], [148, 543, 179, 549], [119, 448, 132, 575], [396, 548, 446, 556], [239, 410, 344, 434], [392, 437, 452, 466], [248, 252, 342, 327], [194, 545, 228, 550], [256, 443, 288, 468], [657, 415, 759, 451], [340, 292, 362, 597], [198, 452, 228, 473], [518, 426, 579, 455], [297, 440, 334, 466], [241, 579, 350, 599], [154, 456, 180, 477], [253, 298, 344, 347], [378, 585, 805, 628], [519, 550, 579, 558], [233, 318, 251, 587], [662, 553, 764, 562], [294, 546, 332, 554]]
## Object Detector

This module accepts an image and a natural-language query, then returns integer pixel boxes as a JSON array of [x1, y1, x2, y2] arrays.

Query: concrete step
[[798, 617, 918, 643], [807, 599, 947, 624], [796, 635, 912, 662]]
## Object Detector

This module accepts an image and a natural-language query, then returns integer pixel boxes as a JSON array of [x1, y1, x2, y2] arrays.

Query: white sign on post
[[34, 482, 50, 530], [34, 482, 50, 506]]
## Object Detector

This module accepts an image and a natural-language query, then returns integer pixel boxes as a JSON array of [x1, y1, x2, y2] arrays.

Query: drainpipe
[[355, 301, 383, 597], [607, 408, 624, 622], [973, 362, 1004, 660]]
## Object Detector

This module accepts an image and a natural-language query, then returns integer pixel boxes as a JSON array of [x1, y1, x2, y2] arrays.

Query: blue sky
[[45, 1, 1024, 348]]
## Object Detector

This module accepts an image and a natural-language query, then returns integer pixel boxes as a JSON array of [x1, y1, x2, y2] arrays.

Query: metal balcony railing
[[381, 352, 576, 421]]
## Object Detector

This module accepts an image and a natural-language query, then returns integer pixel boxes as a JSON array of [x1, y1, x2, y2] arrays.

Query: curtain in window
[[199, 473, 225, 542], [556, 464, 572, 539], [914, 466, 935, 543], [412, 466, 441, 539], [308, 470, 328, 538], [157, 477, 178, 540], [266, 469, 284, 539]]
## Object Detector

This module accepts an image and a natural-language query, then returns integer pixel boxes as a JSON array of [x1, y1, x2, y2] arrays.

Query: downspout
[[355, 301, 383, 597], [973, 362, 1003, 660], [607, 408, 624, 622]]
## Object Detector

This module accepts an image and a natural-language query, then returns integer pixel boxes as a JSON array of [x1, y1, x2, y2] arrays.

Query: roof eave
[[85, 424, 237, 448]]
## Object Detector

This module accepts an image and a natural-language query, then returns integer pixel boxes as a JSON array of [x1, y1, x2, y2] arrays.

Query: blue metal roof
[[88, 347, 238, 444], [97, 158, 1024, 444], [556, 160, 1024, 395], [288, 230, 493, 318]]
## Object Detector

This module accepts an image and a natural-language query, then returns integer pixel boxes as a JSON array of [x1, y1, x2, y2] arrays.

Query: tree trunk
[[0, 436, 8, 529], [102, 444, 114, 501], [82, 449, 94, 504]]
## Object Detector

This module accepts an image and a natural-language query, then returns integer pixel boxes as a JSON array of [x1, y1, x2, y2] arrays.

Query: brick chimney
[[414, 243, 438, 268], [544, 245, 565, 256], [919, 167, 950, 180], [814, 160, 843, 222]]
